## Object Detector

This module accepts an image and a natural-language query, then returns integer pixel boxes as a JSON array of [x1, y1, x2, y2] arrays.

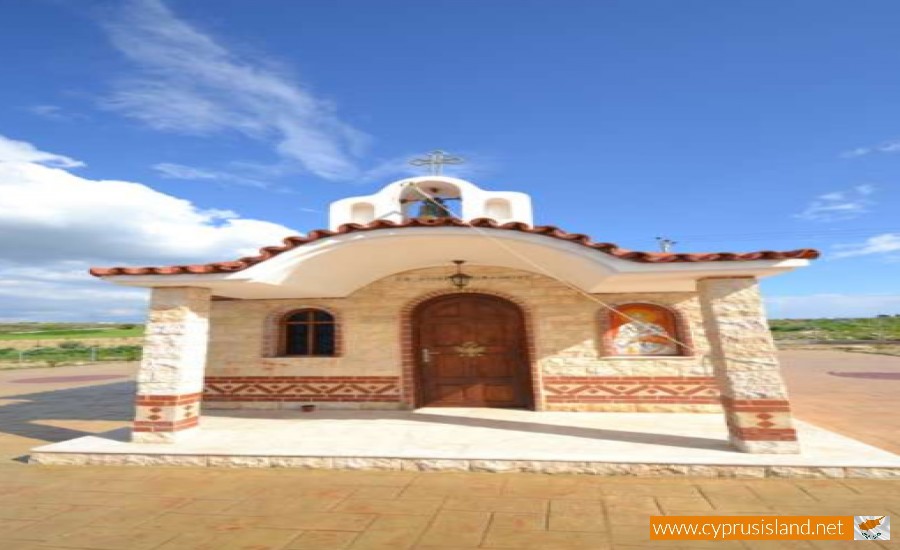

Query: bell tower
[[328, 176, 533, 230]]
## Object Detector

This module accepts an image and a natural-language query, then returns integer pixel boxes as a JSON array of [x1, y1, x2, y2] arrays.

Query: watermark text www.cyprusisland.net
[[650, 515, 890, 541]]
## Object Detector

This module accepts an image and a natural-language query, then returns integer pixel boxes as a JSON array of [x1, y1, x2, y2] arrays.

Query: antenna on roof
[[656, 237, 677, 253]]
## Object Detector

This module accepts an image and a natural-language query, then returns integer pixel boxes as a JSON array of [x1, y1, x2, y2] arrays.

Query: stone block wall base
[[131, 426, 199, 444], [721, 398, 799, 453], [27, 452, 900, 479], [133, 392, 202, 443], [731, 437, 801, 454]]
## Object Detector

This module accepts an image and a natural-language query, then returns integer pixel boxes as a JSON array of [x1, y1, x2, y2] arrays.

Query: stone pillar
[[133, 287, 211, 443], [697, 277, 799, 454]]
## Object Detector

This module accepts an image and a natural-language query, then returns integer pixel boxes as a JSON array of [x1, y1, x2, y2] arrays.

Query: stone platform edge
[[27, 452, 900, 479]]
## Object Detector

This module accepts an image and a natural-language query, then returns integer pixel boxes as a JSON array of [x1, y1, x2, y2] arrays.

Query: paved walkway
[[0, 354, 896, 549], [780, 349, 900, 455]]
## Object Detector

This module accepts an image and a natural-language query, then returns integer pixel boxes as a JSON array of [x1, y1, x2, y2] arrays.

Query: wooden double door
[[413, 294, 532, 408]]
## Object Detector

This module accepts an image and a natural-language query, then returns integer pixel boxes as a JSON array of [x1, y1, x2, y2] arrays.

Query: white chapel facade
[[91, 174, 819, 454]]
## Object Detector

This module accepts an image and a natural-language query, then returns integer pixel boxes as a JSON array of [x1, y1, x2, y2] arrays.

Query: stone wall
[[698, 277, 799, 452], [134, 287, 210, 443], [204, 266, 720, 412]]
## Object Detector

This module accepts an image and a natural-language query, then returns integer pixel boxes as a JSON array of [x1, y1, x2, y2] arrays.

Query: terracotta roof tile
[[89, 218, 820, 277]]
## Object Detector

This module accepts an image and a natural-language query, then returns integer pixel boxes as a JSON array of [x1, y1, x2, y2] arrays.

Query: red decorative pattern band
[[543, 376, 719, 404], [133, 417, 199, 433], [729, 427, 798, 441], [721, 398, 797, 441], [203, 376, 402, 402], [721, 397, 792, 412], [134, 392, 201, 433], [136, 393, 203, 406]]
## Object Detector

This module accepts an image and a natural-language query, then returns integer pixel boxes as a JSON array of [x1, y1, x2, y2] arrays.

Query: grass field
[[769, 316, 900, 340], [0, 344, 142, 367], [0, 323, 143, 340]]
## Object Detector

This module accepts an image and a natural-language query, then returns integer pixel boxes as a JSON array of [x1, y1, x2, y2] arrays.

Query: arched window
[[606, 303, 683, 356], [282, 309, 336, 356]]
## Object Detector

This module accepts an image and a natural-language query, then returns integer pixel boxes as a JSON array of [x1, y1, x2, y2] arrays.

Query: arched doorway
[[412, 293, 532, 408]]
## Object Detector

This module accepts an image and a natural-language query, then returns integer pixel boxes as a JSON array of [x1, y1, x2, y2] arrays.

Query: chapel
[[91, 169, 819, 454]]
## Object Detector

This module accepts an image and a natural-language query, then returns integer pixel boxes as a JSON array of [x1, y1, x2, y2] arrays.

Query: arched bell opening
[[400, 181, 462, 221]]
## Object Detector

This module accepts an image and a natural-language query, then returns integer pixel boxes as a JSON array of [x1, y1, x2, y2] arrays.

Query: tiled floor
[[0, 353, 897, 549], [0, 464, 897, 549]]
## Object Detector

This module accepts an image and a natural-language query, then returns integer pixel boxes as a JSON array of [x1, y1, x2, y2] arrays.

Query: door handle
[[421, 348, 440, 363]]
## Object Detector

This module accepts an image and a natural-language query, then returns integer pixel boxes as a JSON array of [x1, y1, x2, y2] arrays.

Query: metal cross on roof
[[408, 150, 464, 175]]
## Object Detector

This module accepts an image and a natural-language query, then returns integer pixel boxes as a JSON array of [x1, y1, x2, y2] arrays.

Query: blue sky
[[1, 0, 899, 320]]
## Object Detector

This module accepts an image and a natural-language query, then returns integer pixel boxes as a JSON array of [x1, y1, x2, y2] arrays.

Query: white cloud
[[831, 233, 900, 259], [0, 162, 296, 264], [0, 135, 84, 168], [840, 140, 900, 158], [0, 134, 298, 320], [153, 163, 220, 181], [0, 263, 149, 322], [27, 104, 82, 122], [153, 162, 267, 188], [840, 147, 871, 159], [99, 0, 367, 181], [794, 184, 876, 222], [766, 294, 900, 319], [29, 105, 63, 119]]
